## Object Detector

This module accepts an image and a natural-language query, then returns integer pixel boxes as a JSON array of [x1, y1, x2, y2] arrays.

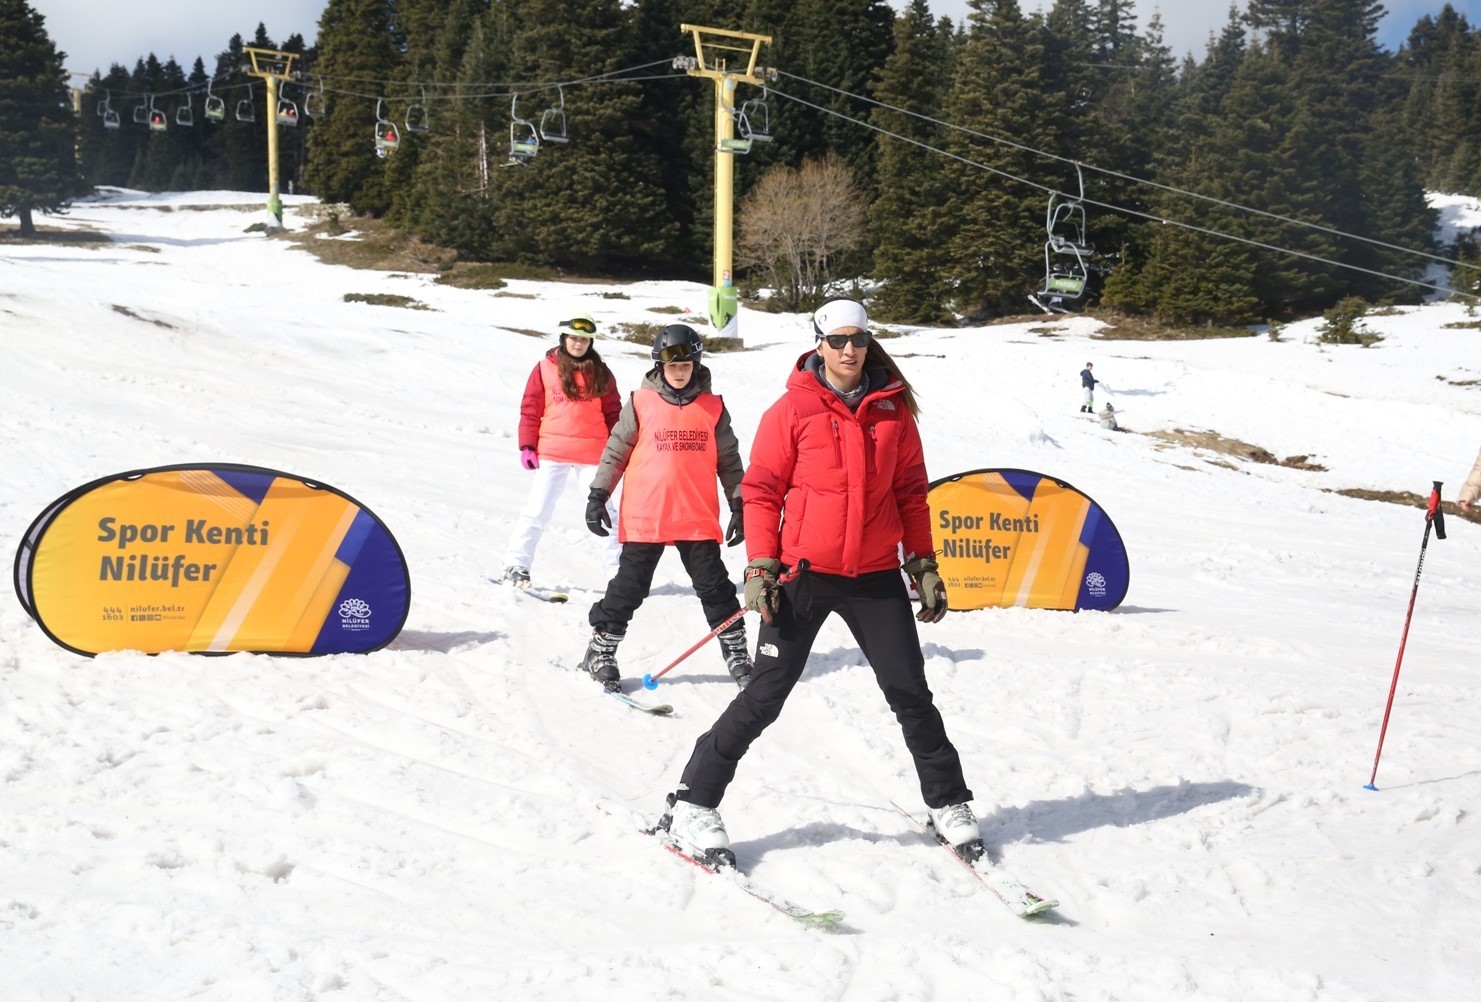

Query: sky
[[3, 188, 1481, 998], [34, 0, 1481, 81]]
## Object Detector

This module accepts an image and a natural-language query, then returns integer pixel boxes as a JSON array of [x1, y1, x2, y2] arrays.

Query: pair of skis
[[637, 803, 1057, 926], [547, 656, 674, 714]]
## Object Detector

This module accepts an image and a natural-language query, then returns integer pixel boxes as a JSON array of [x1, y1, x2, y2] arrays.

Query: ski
[[546, 656, 673, 715], [891, 801, 1058, 918], [489, 577, 569, 603], [642, 820, 844, 928]]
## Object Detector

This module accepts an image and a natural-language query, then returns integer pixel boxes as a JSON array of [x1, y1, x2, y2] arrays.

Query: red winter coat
[[742, 352, 935, 576], [518, 348, 621, 465]]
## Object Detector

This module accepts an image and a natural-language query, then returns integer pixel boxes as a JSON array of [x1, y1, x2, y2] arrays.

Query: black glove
[[903, 556, 948, 624], [725, 497, 744, 547], [585, 488, 612, 537]]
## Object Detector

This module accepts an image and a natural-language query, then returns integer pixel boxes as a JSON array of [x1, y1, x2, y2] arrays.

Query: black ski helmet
[[651, 324, 703, 363]]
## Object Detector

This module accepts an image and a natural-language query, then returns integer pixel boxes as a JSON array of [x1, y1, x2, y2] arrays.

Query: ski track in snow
[[2, 190, 1480, 999]]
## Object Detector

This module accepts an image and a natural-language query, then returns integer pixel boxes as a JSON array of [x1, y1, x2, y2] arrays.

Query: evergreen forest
[[34, 0, 1481, 325]]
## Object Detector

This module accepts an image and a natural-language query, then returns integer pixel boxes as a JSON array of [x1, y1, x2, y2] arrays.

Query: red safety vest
[[537, 356, 610, 465], [619, 389, 724, 543]]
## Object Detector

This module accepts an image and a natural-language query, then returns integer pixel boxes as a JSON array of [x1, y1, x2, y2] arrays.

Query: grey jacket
[[591, 364, 744, 506]]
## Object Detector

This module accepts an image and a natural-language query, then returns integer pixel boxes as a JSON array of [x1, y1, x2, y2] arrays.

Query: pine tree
[[304, 0, 401, 211], [868, 0, 956, 322], [0, 0, 89, 236], [940, 0, 1052, 316]]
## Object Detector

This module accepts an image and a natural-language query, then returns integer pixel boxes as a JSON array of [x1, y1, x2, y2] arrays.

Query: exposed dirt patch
[[111, 304, 176, 329], [1332, 488, 1480, 524], [1148, 428, 1328, 471]]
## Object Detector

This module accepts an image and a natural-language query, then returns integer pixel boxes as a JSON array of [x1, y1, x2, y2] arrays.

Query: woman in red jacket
[[661, 298, 979, 867], [500, 313, 622, 589]]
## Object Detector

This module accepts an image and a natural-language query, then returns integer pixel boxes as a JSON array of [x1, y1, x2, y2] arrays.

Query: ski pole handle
[[1428, 481, 1446, 540], [642, 560, 807, 690]]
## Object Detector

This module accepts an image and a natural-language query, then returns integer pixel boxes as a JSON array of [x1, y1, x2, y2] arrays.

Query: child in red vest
[[578, 324, 749, 689]]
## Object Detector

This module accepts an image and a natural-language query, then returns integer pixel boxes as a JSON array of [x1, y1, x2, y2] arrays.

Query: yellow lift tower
[[242, 47, 299, 227], [677, 25, 775, 341]]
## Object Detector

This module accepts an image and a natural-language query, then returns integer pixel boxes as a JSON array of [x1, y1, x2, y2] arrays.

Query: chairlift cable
[[767, 84, 1478, 303], [775, 69, 1480, 277]]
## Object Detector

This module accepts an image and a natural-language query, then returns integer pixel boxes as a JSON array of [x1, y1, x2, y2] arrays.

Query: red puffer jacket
[[742, 352, 935, 576]]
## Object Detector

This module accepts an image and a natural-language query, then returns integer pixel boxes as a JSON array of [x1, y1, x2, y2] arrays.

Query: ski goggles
[[655, 341, 700, 363], [819, 331, 871, 350], [560, 317, 597, 335]]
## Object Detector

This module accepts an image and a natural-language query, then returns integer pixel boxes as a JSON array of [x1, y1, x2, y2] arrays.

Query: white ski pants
[[503, 460, 621, 580]]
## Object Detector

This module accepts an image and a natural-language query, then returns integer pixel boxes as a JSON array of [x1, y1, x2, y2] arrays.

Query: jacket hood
[[642, 362, 713, 404]]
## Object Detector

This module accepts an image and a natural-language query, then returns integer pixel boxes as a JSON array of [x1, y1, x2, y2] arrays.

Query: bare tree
[[736, 155, 866, 310]]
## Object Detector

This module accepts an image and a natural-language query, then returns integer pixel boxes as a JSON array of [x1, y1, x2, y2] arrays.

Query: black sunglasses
[[560, 317, 597, 335], [820, 331, 871, 350]]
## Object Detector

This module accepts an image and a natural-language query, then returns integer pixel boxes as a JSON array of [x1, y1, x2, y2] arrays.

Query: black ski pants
[[588, 540, 741, 634], [678, 568, 972, 810]]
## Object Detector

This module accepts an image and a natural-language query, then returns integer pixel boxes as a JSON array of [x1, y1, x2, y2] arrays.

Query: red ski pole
[[641, 560, 806, 690], [1365, 481, 1447, 791]]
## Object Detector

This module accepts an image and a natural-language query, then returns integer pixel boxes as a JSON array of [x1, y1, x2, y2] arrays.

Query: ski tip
[[799, 910, 846, 928]]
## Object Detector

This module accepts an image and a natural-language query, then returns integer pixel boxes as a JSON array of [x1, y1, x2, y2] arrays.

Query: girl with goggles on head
[[500, 311, 622, 589], [658, 297, 982, 869]]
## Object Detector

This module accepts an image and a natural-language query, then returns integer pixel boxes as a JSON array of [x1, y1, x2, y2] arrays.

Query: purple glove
[[520, 446, 539, 470]]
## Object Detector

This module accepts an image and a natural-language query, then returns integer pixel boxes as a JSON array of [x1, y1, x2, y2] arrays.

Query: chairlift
[[538, 85, 567, 143], [374, 98, 400, 157], [405, 86, 430, 134], [236, 93, 255, 123], [508, 93, 539, 164], [176, 92, 194, 127], [1029, 164, 1104, 314], [204, 79, 225, 122], [718, 109, 753, 154], [147, 95, 167, 133], [304, 78, 326, 118], [100, 90, 120, 130], [132, 97, 148, 125], [276, 95, 299, 127], [738, 87, 773, 143]]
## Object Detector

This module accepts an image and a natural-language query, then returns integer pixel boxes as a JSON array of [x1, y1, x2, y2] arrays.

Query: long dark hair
[[862, 339, 920, 418], [556, 341, 613, 399]]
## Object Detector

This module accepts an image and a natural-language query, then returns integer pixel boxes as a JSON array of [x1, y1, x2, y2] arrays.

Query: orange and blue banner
[[928, 469, 1128, 611], [14, 464, 411, 656]]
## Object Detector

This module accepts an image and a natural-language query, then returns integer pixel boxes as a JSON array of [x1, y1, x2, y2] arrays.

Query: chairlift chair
[[738, 88, 773, 143], [304, 79, 326, 118], [405, 86, 430, 134], [147, 96, 166, 132], [176, 93, 194, 127], [133, 98, 148, 125], [719, 109, 754, 154], [508, 93, 539, 164], [204, 80, 225, 122], [1030, 164, 1101, 314], [100, 90, 120, 130], [374, 99, 400, 157], [236, 95, 255, 123], [277, 97, 299, 126], [538, 86, 567, 143]]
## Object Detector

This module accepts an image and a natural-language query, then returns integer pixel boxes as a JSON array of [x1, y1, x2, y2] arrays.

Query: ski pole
[[1365, 481, 1447, 791], [642, 560, 807, 690]]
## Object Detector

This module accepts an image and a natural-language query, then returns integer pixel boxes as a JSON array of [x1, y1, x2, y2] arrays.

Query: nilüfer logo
[[1085, 571, 1107, 597], [338, 597, 372, 631]]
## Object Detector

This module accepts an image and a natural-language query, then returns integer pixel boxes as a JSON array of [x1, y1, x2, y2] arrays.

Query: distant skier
[[500, 313, 621, 590], [1080, 362, 1097, 413], [576, 323, 750, 691]]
